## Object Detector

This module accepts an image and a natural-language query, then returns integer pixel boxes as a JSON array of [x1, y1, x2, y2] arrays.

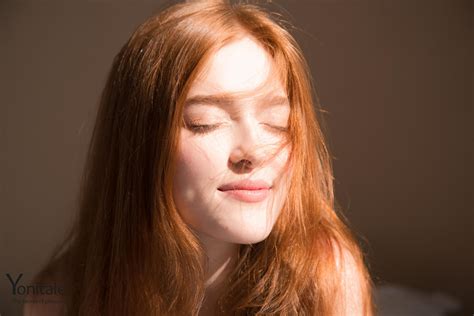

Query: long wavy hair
[[34, 1, 375, 315]]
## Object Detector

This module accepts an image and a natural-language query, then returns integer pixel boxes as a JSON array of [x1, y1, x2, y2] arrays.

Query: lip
[[217, 179, 272, 203], [218, 188, 271, 203], [218, 179, 271, 191]]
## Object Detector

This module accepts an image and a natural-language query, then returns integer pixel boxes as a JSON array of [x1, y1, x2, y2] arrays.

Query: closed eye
[[263, 123, 288, 133], [186, 123, 220, 134]]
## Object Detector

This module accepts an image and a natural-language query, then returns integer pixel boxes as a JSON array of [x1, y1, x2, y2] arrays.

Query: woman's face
[[172, 36, 292, 244]]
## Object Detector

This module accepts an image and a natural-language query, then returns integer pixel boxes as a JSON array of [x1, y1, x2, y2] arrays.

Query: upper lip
[[218, 179, 272, 191]]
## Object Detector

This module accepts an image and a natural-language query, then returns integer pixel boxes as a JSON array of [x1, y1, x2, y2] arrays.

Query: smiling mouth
[[217, 188, 271, 203]]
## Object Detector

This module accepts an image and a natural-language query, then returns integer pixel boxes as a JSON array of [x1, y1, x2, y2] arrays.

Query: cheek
[[173, 134, 228, 191], [273, 145, 291, 172], [271, 145, 292, 190], [172, 134, 230, 229]]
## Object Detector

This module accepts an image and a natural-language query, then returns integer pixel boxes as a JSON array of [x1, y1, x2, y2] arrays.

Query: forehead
[[187, 36, 286, 98]]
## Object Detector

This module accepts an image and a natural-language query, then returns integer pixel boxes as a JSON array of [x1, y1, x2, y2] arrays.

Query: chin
[[219, 226, 274, 245]]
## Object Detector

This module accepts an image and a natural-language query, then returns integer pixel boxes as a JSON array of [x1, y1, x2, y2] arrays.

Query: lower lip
[[218, 188, 271, 203]]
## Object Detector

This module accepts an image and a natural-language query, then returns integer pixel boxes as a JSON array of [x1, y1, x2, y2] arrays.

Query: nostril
[[239, 159, 252, 168]]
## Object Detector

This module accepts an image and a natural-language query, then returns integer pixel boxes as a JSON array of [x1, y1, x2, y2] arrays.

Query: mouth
[[217, 179, 272, 191], [217, 187, 271, 203]]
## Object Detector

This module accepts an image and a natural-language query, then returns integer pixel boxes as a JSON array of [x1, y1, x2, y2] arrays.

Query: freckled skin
[[173, 36, 291, 244]]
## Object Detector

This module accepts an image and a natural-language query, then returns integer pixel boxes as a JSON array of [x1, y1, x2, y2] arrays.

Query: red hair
[[30, 1, 375, 315]]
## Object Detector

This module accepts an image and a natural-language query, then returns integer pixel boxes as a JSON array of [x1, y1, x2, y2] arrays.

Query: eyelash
[[269, 125, 289, 133], [186, 122, 288, 135], [187, 123, 219, 134]]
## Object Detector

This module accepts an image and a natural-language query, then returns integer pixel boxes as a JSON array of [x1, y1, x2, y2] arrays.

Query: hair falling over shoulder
[[35, 1, 376, 315]]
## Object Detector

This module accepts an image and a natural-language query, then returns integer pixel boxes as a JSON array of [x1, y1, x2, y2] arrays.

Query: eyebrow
[[184, 93, 290, 108]]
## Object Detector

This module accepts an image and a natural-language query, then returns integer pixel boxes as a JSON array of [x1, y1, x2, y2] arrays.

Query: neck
[[196, 232, 240, 316]]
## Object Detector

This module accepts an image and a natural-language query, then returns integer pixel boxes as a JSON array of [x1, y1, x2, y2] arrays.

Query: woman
[[25, 0, 375, 315]]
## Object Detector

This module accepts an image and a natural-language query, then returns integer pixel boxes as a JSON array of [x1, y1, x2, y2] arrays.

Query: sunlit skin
[[172, 35, 292, 315]]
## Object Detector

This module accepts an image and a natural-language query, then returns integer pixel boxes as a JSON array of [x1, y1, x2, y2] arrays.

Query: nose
[[228, 117, 268, 172]]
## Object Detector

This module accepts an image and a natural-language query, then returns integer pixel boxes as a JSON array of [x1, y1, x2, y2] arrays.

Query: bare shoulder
[[331, 240, 366, 315], [22, 261, 68, 316], [332, 241, 360, 278]]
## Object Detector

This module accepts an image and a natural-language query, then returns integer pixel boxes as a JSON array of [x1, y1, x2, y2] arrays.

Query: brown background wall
[[1, 0, 472, 315]]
